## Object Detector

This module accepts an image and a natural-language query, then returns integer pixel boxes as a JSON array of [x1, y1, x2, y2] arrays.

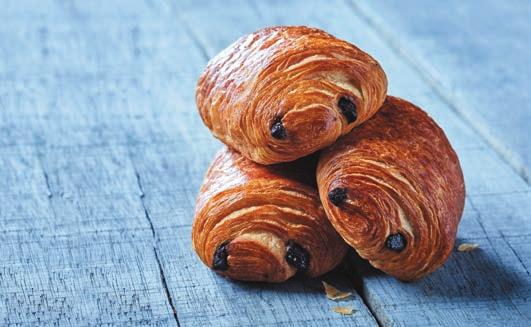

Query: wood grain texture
[[0, 148, 175, 325], [351, 0, 531, 183], [1, 0, 530, 326], [0, 0, 187, 325]]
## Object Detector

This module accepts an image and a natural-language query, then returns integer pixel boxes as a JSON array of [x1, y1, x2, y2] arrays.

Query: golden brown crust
[[317, 96, 465, 280], [196, 26, 387, 164], [192, 147, 348, 282]]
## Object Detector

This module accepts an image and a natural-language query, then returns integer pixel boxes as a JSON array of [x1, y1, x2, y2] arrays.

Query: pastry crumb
[[331, 306, 354, 315], [322, 281, 352, 300], [457, 243, 479, 252]]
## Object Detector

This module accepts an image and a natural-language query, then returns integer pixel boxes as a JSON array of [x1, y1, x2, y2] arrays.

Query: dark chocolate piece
[[338, 96, 357, 123], [328, 187, 347, 206], [285, 240, 310, 272], [271, 117, 287, 139], [212, 241, 230, 270], [386, 233, 406, 252]]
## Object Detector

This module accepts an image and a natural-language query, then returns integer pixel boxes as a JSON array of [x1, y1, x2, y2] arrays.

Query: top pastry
[[196, 26, 388, 164]]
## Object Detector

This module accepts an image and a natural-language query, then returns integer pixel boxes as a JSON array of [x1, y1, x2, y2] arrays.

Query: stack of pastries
[[192, 26, 465, 282]]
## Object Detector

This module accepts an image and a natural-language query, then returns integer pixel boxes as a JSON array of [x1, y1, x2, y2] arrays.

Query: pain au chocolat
[[317, 97, 465, 280], [192, 147, 348, 282], [196, 26, 387, 164]]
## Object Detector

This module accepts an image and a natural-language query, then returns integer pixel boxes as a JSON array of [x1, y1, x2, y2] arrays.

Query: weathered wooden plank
[[350, 0, 531, 183], [0, 1, 191, 325], [0, 147, 175, 325], [0, 228, 175, 325]]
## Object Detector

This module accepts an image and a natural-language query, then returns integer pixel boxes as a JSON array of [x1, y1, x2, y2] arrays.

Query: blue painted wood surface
[[0, 1, 529, 326]]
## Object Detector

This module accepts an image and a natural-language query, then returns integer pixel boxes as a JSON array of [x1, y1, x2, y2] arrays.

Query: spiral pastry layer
[[317, 97, 465, 280], [193, 147, 348, 282], [196, 26, 388, 164]]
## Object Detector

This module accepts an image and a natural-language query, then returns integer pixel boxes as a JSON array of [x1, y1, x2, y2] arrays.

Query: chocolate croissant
[[192, 147, 348, 282], [196, 26, 387, 164], [317, 97, 465, 280]]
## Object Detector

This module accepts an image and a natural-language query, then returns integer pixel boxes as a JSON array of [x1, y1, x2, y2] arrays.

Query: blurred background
[[0, 1, 529, 326]]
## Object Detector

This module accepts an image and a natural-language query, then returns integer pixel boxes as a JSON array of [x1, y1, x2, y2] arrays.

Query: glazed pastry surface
[[196, 26, 387, 164], [317, 96, 465, 280], [193, 147, 348, 282]]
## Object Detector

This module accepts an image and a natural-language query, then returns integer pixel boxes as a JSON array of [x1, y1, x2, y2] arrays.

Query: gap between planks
[[134, 166, 181, 326], [347, 254, 385, 327]]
